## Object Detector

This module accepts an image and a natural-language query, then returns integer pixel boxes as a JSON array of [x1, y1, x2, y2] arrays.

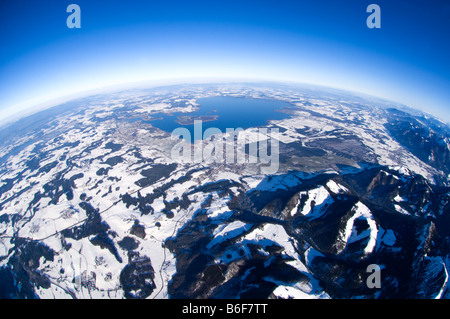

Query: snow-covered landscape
[[1, 82, 450, 299]]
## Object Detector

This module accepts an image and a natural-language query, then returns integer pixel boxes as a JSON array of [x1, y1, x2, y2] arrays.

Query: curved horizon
[[0, 77, 436, 130]]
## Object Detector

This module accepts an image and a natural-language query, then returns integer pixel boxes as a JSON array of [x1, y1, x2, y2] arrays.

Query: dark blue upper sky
[[1, 0, 449, 122]]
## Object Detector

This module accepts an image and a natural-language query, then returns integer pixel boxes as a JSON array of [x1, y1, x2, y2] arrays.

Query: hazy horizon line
[[0, 77, 442, 130]]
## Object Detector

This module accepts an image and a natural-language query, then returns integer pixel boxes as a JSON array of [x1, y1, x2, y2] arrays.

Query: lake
[[150, 96, 292, 141]]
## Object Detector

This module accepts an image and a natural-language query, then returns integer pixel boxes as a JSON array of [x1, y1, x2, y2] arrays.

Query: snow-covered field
[[0, 83, 448, 299]]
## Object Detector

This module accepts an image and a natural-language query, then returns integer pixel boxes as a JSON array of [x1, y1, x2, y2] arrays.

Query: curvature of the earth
[[1, 82, 450, 299]]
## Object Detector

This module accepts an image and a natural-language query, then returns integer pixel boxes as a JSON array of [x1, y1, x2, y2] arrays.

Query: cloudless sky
[[0, 0, 449, 122]]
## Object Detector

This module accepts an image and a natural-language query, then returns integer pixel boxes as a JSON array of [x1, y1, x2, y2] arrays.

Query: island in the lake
[[175, 114, 218, 125]]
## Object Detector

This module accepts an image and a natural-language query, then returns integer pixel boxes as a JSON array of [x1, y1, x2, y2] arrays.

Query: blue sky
[[0, 0, 449, 122]]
